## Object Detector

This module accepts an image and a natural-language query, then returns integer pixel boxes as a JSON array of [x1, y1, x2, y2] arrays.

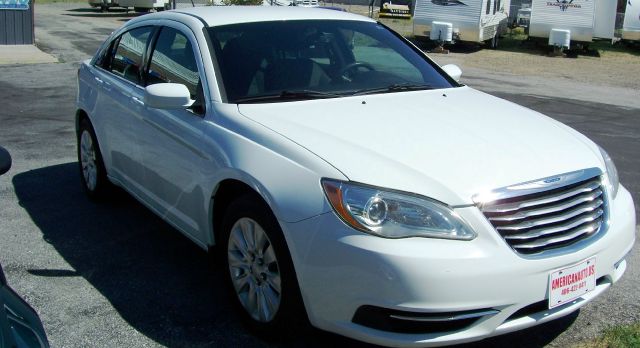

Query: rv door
[[592, 0, 616, 39], [623, 0, 640, 41]]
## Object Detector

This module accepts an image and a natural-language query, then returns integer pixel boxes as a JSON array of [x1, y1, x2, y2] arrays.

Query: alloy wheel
[[80, 130, 98, 191], [227, 217, 282, 323]]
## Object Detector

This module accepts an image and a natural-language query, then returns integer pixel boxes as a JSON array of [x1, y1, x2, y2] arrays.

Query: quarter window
[[147, 27, 201, 99], [110, 27, 154, 85]]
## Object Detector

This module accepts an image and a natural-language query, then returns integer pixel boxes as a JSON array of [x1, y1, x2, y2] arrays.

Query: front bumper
[[281, 186, 636, 347]]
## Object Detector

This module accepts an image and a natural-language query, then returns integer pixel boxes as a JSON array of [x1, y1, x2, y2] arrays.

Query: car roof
[[172, 6, 375, 27]]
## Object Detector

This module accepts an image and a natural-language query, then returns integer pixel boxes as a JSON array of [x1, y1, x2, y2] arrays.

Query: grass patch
[[578, 323, 640, 348], [589, 40, 640, 57]]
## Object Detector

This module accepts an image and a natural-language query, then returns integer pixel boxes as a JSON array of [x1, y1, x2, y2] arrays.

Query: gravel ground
[[0, 3, 637, 348], [303, 6, 640, 108]]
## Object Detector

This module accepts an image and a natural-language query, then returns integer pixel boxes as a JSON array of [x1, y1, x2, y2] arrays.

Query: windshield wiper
[[351, 83, 435, 96], [234, 90, 342, 104]]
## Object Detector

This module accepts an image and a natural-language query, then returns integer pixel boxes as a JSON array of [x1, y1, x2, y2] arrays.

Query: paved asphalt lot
[[0, 4, 638, 348]]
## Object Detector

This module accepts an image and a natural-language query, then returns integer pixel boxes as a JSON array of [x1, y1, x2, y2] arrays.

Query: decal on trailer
[[547, 0, 581, 12]]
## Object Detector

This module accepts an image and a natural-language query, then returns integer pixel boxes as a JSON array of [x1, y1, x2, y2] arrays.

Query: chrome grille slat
[[481, 181, 601, 214], [488, 189, 603, 222], [503, 210, 605, 240], [494, 199, 603, 231], [480, 173, 607, 256], [511, 221, 602, 250]]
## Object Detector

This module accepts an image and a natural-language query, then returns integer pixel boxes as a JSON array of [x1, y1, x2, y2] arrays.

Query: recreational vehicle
[[263, 0, 319, 6], [623, 0, 640, 41], [88, 0, 120, 12], [528, 0, 617, 48], [118, 0, 168, 12], [413, 0, 512, 48]]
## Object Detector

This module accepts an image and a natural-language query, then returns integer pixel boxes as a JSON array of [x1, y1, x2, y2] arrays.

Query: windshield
[[207, 20, 457, 103]]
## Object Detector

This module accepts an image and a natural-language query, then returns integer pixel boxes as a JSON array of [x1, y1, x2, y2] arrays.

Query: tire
[[77, 118, 111, 200], [490, 33, 499, 49], [220, 195, 307, 337]]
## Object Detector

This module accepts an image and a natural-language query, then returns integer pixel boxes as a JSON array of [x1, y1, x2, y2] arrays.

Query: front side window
[[110, 27, 153, 85], [147, 27, 201, 99], [208, 20, 456, 103]]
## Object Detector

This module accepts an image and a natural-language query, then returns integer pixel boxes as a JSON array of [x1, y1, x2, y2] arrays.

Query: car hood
[[237, 86, 603, 205]]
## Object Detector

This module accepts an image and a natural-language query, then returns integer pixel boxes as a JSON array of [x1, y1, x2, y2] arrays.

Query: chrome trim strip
[[512, 221, 602, 250], [495, 202, 603, 231], [487, 190, 603, 222], [389, 309, 500, 322], [473, 167, 603, 205], [481, 181, 601, 213], [503, 210, 604, 240]]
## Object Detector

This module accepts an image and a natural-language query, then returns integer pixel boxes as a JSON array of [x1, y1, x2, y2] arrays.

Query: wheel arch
[[75, 109, 90, 135], [208, 173, 281, 249]]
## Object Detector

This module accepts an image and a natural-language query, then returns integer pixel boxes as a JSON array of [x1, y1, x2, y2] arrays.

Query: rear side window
[[110, 27, 154, 85], [147, 27, 201, 98]]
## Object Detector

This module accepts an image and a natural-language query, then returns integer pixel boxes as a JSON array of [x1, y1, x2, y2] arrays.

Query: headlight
[[599, 147, 619, 199], [321, 179, 476, 240]]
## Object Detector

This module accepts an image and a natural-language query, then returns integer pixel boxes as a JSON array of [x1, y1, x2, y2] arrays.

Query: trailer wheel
[[489, 34, 499, 49]]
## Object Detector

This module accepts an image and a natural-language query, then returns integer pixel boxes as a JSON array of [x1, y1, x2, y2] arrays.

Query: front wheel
[[221, 195, 307, 336], [77, 119, 110, 200]]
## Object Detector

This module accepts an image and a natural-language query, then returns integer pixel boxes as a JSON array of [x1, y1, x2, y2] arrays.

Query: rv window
[[486, 0, 491, 15], [493, 0, 497, 14], [496, 0, 501, 12]]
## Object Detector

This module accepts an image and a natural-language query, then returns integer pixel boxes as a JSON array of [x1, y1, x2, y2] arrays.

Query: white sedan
[[76, 6, 636, 347]]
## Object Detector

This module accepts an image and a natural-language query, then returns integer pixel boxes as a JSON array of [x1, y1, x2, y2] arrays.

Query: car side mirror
[[441, 64, 462, 82], [144, 83, 193, 110], [0, 146, 11, 176]]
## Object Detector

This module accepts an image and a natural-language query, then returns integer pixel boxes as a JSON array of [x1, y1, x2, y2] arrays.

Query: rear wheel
[[221, 195, 307, 336], [78, 119, 110, 200], [489, 33, 499, 49]]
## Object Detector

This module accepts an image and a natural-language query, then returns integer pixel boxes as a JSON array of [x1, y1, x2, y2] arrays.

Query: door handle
[[94, 76, 104, 84], [131, 96, 144, 106]]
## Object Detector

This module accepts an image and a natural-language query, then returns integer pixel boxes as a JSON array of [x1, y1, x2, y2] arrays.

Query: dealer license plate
[[548, 257, 596, 309]]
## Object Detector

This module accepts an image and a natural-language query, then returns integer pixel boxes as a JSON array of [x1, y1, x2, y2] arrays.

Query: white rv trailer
[[263, 0, 319, 6], [528, 0, 617, 48], [413, 0, 512, 48], [118, 0, 168, 11], [623, 0, 640, 41]]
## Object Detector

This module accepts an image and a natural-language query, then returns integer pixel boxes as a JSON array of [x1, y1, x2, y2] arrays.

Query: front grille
[[481, 174, 606, 255]]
